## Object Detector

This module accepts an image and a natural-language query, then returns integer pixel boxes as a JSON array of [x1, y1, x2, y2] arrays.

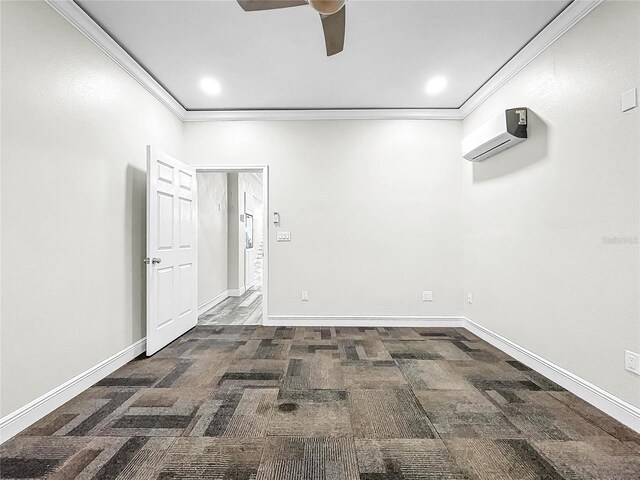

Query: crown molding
[[182, 108, 462, 121], [458, 0, 602, 119], [47, 0, 601, 122], [45, 0, 187, 119]]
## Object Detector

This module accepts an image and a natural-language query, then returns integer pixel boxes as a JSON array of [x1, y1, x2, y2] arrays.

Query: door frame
[[193, 165, 269, 325]]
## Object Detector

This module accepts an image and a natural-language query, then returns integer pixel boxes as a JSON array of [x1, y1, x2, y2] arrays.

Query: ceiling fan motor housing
[[309, 0, 346, 15]]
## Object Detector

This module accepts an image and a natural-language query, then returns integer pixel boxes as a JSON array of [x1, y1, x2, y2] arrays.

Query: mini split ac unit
[[462, 108, 528, 162]]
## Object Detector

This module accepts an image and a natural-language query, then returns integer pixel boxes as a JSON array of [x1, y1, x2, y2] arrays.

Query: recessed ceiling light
[[200, 77, 222, 96], [425, 76, 447, 96]]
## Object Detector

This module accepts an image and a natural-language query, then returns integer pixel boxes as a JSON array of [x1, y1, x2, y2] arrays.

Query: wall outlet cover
[[422, 291, 433, 302], [625, 350, 640, 375], [467, 292, 473, 304], [301, 290, 309, 301]]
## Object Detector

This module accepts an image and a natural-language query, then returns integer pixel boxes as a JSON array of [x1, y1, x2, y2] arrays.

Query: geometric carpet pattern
[[2, 326, 640, 479]]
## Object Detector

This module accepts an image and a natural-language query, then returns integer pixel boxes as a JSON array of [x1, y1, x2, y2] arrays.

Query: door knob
[[152, 257, 162, 264]]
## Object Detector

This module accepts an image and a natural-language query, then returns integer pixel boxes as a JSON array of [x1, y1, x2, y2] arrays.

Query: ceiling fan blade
[[320, 6, 345, 56], [237, 0, 307, 12]]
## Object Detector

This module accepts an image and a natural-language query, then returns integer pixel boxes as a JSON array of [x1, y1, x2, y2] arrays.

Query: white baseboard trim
[[464, 317, 640, 433], [266, 315, 465, 328], [197, 290, 229, 316], [0, 338, 146, 444], [228, 286, 247, 297]]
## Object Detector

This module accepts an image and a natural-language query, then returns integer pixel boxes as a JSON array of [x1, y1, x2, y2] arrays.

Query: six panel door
[[146, 146, 198, 355]]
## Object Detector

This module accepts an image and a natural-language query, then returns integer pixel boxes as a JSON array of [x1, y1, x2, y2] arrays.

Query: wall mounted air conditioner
[[462, 108, 528, 162]]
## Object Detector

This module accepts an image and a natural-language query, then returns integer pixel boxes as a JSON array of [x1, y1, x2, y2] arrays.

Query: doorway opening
[[195, 167, 268, 326]]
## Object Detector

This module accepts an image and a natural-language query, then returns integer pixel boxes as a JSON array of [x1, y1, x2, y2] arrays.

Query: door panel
[[178, 198, 192, 247], [157, 192, 174, 249], [157, 161, 174, 184], [146, 146, 198, 355], [157, 267, 174, 328], [178, 263, 193, 317]]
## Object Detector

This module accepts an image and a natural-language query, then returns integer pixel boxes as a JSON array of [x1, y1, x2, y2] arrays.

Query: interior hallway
[[198, 245, 263, 326], [2, 326, 639, 479], [198, 287, 263, 326]]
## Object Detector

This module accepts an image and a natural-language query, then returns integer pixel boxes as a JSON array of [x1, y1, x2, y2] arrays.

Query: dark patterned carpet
[[2, 326, 640, 479]]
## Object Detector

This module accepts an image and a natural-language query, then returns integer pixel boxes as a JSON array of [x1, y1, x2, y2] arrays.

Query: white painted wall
[[0, 1, 183, 416], [184, 120, 464, 316], [462, 0, 640, 407], [197, 172, 228, 307]]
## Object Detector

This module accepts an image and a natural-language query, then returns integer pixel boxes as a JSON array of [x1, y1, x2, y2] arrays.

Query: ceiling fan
[[237, 0, 347, 56]]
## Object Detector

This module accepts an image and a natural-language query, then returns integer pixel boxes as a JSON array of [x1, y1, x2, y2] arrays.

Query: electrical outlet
[[301, 290, 309, 301], [467, 292, 473, 304], [625, 350, 640, 375], [422, 291, 433, 302]]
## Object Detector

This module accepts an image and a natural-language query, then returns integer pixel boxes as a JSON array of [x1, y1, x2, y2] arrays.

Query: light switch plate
[[625, 350, 640, 375], [422, 291, 433, 302], [276, 231, 291, 242], [621, 87, 637, 112]]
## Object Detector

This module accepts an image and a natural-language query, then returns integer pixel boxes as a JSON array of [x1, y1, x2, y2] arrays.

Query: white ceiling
[[75, 0, 571, 111]]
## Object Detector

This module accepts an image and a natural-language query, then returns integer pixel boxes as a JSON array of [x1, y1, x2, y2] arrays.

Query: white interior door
[[244, 192, 255, 289], [146, 146, 198, 355]]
